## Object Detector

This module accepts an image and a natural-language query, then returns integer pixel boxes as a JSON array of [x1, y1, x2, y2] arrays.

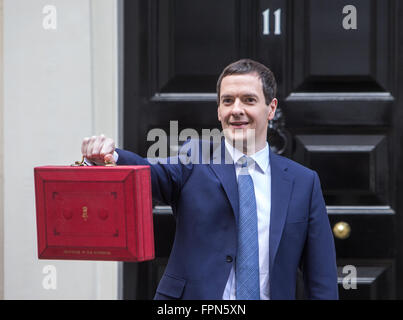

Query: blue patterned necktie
[[236, 156, 260, 300]]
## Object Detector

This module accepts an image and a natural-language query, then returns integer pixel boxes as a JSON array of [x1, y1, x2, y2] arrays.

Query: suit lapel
[[209, 140, 239, 224], [269, 150, 294, 275]]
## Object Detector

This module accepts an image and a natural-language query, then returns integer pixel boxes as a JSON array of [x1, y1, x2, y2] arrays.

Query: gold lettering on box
[[82, 206, 88, 221], [63, 250, 81, 255], [94, 251, 111, 255], [62, 249, 111, 256]]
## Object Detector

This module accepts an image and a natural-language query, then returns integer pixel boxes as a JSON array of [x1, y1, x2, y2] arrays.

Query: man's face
[[217, 73, 277, 154]]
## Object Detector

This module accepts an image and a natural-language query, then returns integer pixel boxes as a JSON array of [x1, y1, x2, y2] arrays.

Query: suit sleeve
[[302, 171, 339, 299], [116, 148, 192, 210]]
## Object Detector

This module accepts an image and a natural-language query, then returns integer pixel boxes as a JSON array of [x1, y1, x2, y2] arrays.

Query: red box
[[34, 166, 155, 262]]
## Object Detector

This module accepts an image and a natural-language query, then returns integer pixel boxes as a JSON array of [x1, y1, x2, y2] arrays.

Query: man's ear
[[267, 98, 278, 121]]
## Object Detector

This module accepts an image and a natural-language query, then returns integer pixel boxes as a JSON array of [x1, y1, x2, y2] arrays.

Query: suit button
[[226, 255, 233, 263]]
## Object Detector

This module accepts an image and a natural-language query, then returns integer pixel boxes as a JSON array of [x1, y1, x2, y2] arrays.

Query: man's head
[[217, 59, 277, 106], [217, 59, 278, 154]]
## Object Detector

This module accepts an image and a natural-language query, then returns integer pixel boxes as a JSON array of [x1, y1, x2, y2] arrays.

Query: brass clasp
[[71, 156, 87, 167]]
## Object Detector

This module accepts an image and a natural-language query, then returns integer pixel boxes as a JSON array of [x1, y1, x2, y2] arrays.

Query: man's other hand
[[81, 135, 116, 166]]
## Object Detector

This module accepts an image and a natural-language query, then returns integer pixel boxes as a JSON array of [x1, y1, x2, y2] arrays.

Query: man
[[82, 59, 338, 300]]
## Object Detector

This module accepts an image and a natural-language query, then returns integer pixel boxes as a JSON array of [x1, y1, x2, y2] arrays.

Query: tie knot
[[240, 156, 255, 167], [238, 156, 254, 174]]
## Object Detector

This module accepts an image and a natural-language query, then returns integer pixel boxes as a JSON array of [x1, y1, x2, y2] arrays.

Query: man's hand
[[81, 135, 116, 166]]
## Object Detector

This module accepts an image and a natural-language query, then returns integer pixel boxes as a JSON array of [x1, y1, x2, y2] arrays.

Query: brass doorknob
[[333, 221, 351, 240]]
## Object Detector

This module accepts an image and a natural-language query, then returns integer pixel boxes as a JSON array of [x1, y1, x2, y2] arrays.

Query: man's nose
[[231, 98, 244, 115]]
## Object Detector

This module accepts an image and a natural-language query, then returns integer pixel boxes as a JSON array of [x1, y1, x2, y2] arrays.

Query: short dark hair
[[216, 58, 277, 105]]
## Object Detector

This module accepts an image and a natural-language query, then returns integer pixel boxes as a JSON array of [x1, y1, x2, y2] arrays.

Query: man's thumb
[[104, 153, 116, 166]]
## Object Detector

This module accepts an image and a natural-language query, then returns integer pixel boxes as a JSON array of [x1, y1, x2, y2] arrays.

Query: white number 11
[[262, 8, 282, 36]]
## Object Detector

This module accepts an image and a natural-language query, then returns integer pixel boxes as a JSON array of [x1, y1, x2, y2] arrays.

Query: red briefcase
[[34, 165, 155, 262]]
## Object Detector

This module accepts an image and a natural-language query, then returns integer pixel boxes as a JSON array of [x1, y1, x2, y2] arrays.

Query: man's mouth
[[230, 121, 249, 129]]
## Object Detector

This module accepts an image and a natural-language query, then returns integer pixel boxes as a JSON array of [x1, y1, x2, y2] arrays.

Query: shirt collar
[[224, 139, 270, 174]]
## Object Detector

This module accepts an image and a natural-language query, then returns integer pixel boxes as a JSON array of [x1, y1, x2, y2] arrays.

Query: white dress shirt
[[222, 140, 271, 300]]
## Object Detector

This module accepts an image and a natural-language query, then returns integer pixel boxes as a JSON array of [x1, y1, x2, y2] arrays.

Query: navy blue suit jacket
[[116, 139, 338, 300]]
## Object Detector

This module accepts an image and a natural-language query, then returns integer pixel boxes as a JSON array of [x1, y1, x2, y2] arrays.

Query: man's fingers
[[81, 135, 116, 165], [100, 138, 115, 157], [83, 136, 96, 159], [92, 135, 106, 157]]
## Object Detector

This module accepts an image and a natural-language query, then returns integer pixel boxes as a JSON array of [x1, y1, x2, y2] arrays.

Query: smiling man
[[82, 59, 338, 300], [217, 61, 278, 155]]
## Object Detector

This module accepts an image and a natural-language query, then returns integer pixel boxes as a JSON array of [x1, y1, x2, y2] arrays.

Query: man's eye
[[222, 98, 233, 104], [244, 97, 256, 104]]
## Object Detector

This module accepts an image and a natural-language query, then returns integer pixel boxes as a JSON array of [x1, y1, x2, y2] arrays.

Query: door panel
[[291, 0, 392, 92], [295, 134, 389, 205], [122, 0, 402, 299], [153, 0, 241, 95]]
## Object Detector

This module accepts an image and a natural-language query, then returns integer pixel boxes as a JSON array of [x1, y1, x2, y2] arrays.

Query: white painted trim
[[90, 0, 119, 142], [0, 0, 4, 300]]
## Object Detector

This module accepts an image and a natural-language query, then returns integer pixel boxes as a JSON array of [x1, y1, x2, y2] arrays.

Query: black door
[[122, 0, 403, 299]]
